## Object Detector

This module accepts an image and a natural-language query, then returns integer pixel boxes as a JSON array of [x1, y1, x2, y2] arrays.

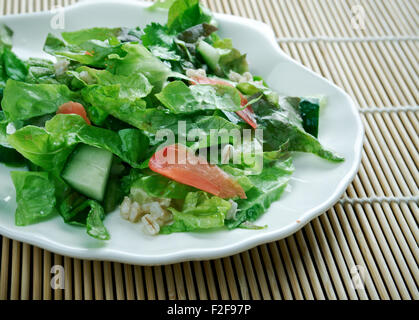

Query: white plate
[[0, 0, 363, 265]]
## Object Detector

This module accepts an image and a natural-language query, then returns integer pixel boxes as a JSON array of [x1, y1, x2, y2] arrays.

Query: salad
[[0, 0, 343, 240]]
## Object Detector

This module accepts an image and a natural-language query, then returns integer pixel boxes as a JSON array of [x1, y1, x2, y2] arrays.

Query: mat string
[[359, 105, 419, 113], [277, 35, 419, 43], [339, 195, 419, 205]]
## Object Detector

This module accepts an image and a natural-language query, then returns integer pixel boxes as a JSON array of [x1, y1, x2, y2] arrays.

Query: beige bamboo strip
[[259, 244, 282, 300], [285, 236, 314, 300], [232, 253, 250, 299], [338, 199, 395, 299], [83, 261, 93, 300], [289, 235, 323, 299], [93, 261, 104, 300], [154, 265, 166, 300], [73, 259, 82, 299], [203, 260, 218, 299], [320, 210, 374, 300], [144, 266, 155, 300], [164, 264, 177, 300], [193, 261, 208, 299], [10, 241, 21, 300], [0, 237, 9, 300], [329, 206, 382, 300], [133, 266, 145, 300], [222, 257, 240, 300], [313, 215, 361, 300], [241, 250, 262, 299], [173, 263, 187, 300], [63, 256, 72, 300], [268, 242, 293, 300], [213, 259, 230, 300], [301, 225, 341, 300], [103, 261, 114, 300], [113, 263, 125, 300], [277, 240, 304, 299], [43, 250, 51, 299], [32, 246, 41, 300], [182, 261, 197, 300]]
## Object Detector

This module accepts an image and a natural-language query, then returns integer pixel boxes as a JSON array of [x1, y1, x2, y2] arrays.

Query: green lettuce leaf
[[225, 154, 294, 229], [0, 112, 25, 164], [44, 33, 124, 68], [167, 0, 214, 33], [59, 191, 110, 240], [61, 27, 123, 45], [2, 47, 28, 81], [156, 80, 243, 114], [252, 96, 344, 162], [126, 169, 196, 200], [160, 191, 231, 234], [7, 114, 149, 174], [107, 42, 171, 92], [10, 171, 57, 226], [197, 38, 248, 77], [2, 79, 78, 122]]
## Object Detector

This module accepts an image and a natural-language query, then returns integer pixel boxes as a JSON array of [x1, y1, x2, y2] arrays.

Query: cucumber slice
[[197, 40, 221, 72], [62, 144, 113, 201]]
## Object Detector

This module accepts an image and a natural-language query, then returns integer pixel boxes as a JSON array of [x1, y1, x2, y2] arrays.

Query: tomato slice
[[149, 144, 247, 199], [190, 75, 257, 129], [57, 101, 91, 125]]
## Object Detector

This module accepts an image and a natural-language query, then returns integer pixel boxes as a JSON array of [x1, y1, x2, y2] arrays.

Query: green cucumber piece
[[62, 144, 113, 201], [197, 40, 221, 72]]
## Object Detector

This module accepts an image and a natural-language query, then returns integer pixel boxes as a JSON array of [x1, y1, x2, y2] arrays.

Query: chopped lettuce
[[161, 191, 231, 234], [107, 42, 171, 92], [252, 96, 343, 162], [59, 191, 110, 240], [1, 1, 345, 239], [127, 169, 196, 200], [2, 79, 78, 122], [167, 0, 214, 33], [156, 80, 243, 114], [11, 171, 57, 226], [8, 114, 149, 174], [225, 154, 294, 228]]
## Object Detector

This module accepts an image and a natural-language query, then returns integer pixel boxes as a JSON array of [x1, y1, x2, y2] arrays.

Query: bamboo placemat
[[0, 0, 418, 300]]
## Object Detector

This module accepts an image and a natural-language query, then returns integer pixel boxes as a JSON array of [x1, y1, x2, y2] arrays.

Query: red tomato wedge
[[57, 101, 91, 125], [190, 75, 257, 129], [149, 144, 247, 199]]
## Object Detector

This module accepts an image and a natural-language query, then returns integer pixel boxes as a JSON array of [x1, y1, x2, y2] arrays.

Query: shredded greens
[[0, 0, 343, 240]]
